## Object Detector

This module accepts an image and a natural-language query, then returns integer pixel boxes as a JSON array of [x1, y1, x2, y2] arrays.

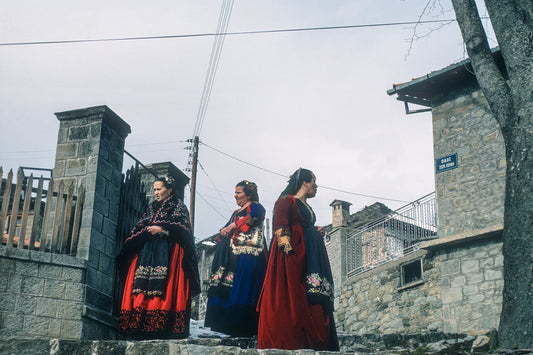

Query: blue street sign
[[435, 153, 458, 173]]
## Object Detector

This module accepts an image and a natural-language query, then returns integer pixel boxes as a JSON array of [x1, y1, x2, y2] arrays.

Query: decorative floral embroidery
[[132, 265, 168, 296], [306, 273, 334, 302], [221, 271, 234, 287], [132, 289, 164, 296], [208, 266, 225, 287], [208, 267, 234, 289], [134, 265, 168, 280], [119, 308, 189, 337]]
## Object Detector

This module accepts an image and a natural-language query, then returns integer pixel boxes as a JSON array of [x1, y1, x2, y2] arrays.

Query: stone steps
[[1, 337, 342, 355], [2, 332, 527, 354]]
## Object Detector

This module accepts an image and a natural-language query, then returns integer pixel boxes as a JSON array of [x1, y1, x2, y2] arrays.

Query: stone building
[[327, 50, 505, 336]]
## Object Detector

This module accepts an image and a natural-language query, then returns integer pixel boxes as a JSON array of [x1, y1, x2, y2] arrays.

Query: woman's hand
[[316, 226, 326, 236], [220, 222, 236, 237], [147, 225, 163, 235]]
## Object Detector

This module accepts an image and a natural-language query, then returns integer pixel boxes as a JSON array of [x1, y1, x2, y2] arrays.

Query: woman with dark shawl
[[204, 180, 268, 336], [257, 168, 339, 351], [117, 176, 200, 339]]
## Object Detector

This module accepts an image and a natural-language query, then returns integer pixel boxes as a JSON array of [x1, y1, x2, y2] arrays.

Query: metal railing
[[346, 192, 437, 277]]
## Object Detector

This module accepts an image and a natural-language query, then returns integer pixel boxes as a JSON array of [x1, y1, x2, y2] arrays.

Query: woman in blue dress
[[204, 180, 268, 336]]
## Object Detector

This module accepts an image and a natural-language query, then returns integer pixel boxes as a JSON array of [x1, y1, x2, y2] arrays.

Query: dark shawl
[[117, 194, 200, 296]]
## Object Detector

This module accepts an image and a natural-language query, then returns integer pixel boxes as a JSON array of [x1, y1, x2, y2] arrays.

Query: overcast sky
[[0, 1, 495, 240]]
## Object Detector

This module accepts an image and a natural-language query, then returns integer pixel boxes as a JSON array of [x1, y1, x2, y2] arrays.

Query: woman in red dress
[[258, 168, 338, 351], [117, 176, 200, 339]]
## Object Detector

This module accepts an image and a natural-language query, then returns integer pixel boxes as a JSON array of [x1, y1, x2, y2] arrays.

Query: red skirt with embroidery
[[118, 242, 191, 339]]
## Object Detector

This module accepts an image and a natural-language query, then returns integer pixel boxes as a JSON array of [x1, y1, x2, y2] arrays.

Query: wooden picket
[[0, 167, 84, 255]]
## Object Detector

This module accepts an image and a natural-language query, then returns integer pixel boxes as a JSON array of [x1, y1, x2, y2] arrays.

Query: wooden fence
[[0, 167, 84, 256]]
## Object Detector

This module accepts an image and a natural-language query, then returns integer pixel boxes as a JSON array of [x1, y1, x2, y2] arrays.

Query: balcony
[[346, 192, 437, 277]]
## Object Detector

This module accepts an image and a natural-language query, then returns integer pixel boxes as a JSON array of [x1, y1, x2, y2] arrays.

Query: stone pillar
[[53, 105, 131, 338]]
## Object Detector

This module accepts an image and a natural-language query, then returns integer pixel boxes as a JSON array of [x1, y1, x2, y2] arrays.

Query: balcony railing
[[346, 192, 437, 277]]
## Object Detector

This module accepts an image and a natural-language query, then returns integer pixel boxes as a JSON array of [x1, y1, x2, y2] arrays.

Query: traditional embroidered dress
[[117, 194, 200, 339], [204, 202, 268, 336], [258, 195, 338, 351]]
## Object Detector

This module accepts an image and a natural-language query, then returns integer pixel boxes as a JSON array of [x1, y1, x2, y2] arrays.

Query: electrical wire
[[198, 160, 232, 211], [0, 19, 466, 47], [200, 141, 288, 178], [192, 0, 234, 139], [187, 0, 234, 171], [200, 140, 411, 203], [196, 190, 228, 220]]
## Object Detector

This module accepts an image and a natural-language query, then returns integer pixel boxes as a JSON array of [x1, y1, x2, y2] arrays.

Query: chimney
[[330, 200, 352, 228]]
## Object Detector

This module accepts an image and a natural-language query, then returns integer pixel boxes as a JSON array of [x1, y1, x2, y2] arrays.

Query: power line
[[0, 19, 461, 47], [200, 140, 410, 203], [1, 149, 55, 154], [187, 2, 234, 233], [317, 186, 409, 203], [196, 190, 228, 221], [192, 0, 234, 139], [200, 141, 288, 178], [198, 160, 232, 211], [187, 0, 234, 173]]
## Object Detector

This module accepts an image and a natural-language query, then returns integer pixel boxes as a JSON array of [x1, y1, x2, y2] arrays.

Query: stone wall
[[0, 247, 87, 339], [335, 232, 503, 336], [337, 249, 443, 334], [430, 233, 503, 334], [432, 90, 506, 239]]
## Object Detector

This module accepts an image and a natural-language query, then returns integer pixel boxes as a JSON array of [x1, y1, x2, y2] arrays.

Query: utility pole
[[189, 136, 199, 236]]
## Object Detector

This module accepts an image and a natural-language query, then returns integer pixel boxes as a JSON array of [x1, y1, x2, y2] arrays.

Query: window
[[399, 258, 423, 289]]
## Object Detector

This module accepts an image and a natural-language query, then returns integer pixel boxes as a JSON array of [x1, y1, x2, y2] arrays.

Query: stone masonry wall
[[337, 249, 443, 335], [436, 235, 503, 335], [0, 247, 86, 339], [432, 90, 506, 239], [336, 234, 503, 336]]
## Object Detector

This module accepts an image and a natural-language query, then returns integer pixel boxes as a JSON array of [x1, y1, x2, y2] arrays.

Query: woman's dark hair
[[279, 168, 313, 197], [236, 180, 259, 202], [155, 176, 175, 190]]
